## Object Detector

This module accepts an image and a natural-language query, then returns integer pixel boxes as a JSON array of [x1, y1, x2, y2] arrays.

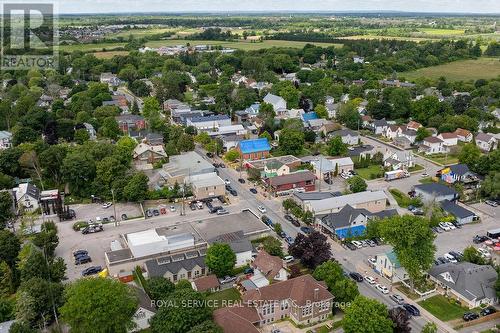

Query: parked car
[[349, 272, 363, 282], [285, 236, 294, 245], [437, 256, 449, 264], [238, 178, 246, 184], [444, 253, 458, 263], [390, 294, 405, 305], [243, 267, 254, 275], [224, 179, 230, 185], [480, 307, 496, 316], [451, 221, 462, 229], [463, 312, 479, 321], [170, 206, 176, 212], [448, 251, 463, 261], [229, 189, 238, 196], [351, 240, 363, 249], [75, 255, 92, 265], [485, 200, 498, 207], [219, 276, 237, 284], [102, 202, 112, 209], [209, 206, 222, 214], [82, 266, 102, 276], [300, 226, 312, 234], [82, 225, 103, 234], [402, 303, 420, 317], [439, 222, 452, 231], [291, 219, 300, 228], [284, 214, 293, 222], [153, 209, 160, 216], [284, 255, 294, 263], [345, 242, 357, 251], [189, 203, 197, 210], [445, 222, 456, 230], [73, 250, 88, 257], [364, 276, 376, 284], [412, 208, 424, 215], [250, 188, 258, 194], [368, 257, 377, 266], [368, 240, 376, 247], [217, 209, 229, 215], [376, 284, 389, 294], [257, 205, 266, 213], [477, 247, 491, 258], [473, 235, 489, 244]]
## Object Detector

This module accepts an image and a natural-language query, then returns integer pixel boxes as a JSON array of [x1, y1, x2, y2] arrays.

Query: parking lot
[[70, 202, 143, 222]]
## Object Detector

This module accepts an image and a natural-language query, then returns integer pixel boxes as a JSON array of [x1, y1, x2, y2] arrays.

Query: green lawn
[[389, 189, 421, 208], [355, 165, 384, 180], [403, 57, 500, 81], [418, 295, 469, 321], [408, 164, 424, 172], [206, 288, 241, 309], [425, 154, 459, 166], [418, 177, 435, 184]]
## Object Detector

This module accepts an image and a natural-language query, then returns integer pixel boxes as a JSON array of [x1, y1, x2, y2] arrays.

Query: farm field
[[92, 51, 130, 59], [403, 57, 500, 81], [417, 28, 466, 35], [338, 35, 439, 42], [60, 42, 127, 52]]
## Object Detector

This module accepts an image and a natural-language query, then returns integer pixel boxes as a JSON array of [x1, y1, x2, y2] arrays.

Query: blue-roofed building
[[238, 138, 271, 160], [375, 250, 409, 283], [302, 112, 319, 122], [319, 204, 370, 239]]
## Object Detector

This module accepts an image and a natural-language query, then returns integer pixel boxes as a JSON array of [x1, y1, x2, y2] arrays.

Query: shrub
[[72, 221, 88, 231]]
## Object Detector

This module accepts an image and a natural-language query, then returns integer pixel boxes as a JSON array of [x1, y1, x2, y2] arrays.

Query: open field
[[93, 51, 130, 59], [338, 35, 439, 42], [60, 42, 127, 52], [417, 28, 466, 35], [418, 295, 470, 321], [403, 57, 500, 81]]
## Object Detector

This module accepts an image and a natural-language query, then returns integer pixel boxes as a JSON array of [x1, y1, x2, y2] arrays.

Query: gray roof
[[440, 200, 475, 219], [228, 238, 253, 253], [414, 183, 457, 197], [429, 262, 497, 302], [448, 164, 470, 176], [370, 209, 399, 219], [320, 204, 371, 229], [264, 93, 285, 106], [330, 129, 358, 138], [476, 132, 494, 142], [373, 119, 388, 127], [145, 252, 206, 278], [189, 115, 230, 123], [293, 191, 341, 202]]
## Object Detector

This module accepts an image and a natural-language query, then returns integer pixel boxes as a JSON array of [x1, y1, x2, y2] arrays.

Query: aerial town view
[[0, 0, 499, 332]]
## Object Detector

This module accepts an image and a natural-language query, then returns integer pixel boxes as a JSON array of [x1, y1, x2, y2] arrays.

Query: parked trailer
[[384, 170, 410, 181]]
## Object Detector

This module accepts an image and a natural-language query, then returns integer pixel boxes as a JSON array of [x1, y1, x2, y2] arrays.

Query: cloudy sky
[[13, 0, 500, 14]]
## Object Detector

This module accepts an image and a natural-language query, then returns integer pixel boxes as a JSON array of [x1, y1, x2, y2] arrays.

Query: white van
[[284, 255, 294, 263]]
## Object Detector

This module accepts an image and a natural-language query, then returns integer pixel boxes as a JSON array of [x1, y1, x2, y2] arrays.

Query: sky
[[45, 0, 500, 14]]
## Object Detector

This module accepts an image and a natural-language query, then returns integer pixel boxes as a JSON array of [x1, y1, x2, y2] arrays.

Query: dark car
[[402, 303, 420, 317], [473, 235, 488, 244], [225, 184, 232, 191], [210, 206, 222, 214], [291, 219, 301, 227], [153, 209, 160, 216], [146, 210, 153, 217], [451, 221, 462, 229], [480, 307, 496, 316], [75, 255, 92, 265], [190, 203, 197, 210], [206, 152, 214, 158], [284, 215, 293, 222], [121, 213, 128, 220], [73, 250, 88, 257], [82, 266, 102, 276], [300, 226, 312, 234], [81, 225, 103, 234], [250, 188, 258, 194], [437, 256, 449, 264], [243, 267, 254, 274], [229, 189, 238, 196], [238, 178, 246, 183], [449, 251, 463, 261], [345, 243, 357, 251], [463, 312, 479, 321], [285, 236, 294, 245], [349, 272, 363, 282], [278, 231, 286, 238]]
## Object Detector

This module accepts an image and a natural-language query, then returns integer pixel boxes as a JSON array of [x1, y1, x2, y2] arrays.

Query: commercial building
[[440, 200, 478, 225], [265, 171, 316, 195], [238, 138, 271, 160], [414, 183, 458, 203], [303, 190, 389, 216], [185, 172, 225, 200], [186, 115, 231, 131], [160, 151, 215, 186]]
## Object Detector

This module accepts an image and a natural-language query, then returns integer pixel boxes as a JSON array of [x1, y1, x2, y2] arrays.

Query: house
[[307, 118, 331, 132], [238, 138, 271, 160], [375, 250, 408, 283], [103, 95, 129, 112], [320, 122, 342, 137], [0, 131, 12, 149], [392, 136, 413, 149], [213, 306, 260, 333], [186, 115, 231, 131], [439, 164, 478, 185], [205, 124, 247, 137], [428, 262, 498, 308], [100, 72, 121, 86], [185, 172, 225, 200], [251, 250, 288, 283], [263, 93, 287, 112], [328, 129, 359, 145], [372, 119, 388, 135], [265, 171, 316, 195], [325, 96, 339, 119], [440, 200, 478, 225], [191, 274, 220, 292], [383, 150, 414, 170], [263, 160, 290, 178], [454, 128, 473, 143], [419, 136, 447, 155], [475, 133, 497, 152], [133, 143, 167, 169], [361, 115, 373, 128], [406, 121, 422, 131], [319, 204, 370, 239], [116, 114, 146, 133], [384, 125, 403, 140], [303, 190, 389, 215], [144, 250, 208, 282], [437, 132, 458, 147], [222, 135, 244, 151], [414, 183, 458, 203], [400, 129, 418, 144], [245, 155, 302, 178], [310, 156, 354, 180], [13, 183, 40, 212], [353, 56, 365, 64], [131, 287, 156, 332]]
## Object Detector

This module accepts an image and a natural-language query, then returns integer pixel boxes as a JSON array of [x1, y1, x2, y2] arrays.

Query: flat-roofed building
[[160, 151, 215, 185], [185, 172, 225, 200], [304, 190, 388, 215]]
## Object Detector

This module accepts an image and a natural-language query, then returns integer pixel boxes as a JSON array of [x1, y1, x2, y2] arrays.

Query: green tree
[[481, 171, 500, 199], [147, 277, 175, 301], [32, 221, 59, 257], [205, 243, 236, 277], [74, 128, 90, 144], [338, 101, 361, 130], [150, 288, 211, 333], [0, 230, 20, 268], [328, 136, 348, 156], [224, 149, 239, 162], [313, 261, 359, 304], [60, 277, 138, 333], [348, 176, 367, 193], [99, 117, 121, 140], [314, 104, 328, 119], [421, 322, 438, 333], [343, 296, 393, 333], [458, 143, 481, 169], [274, 223, 283, 235], [279, 128, 304, 155], [0, 297, 14, 322], [415, 127, 431, 142], [0, 192, 14, 229], [187, 320, 222, 333], [379, 215, 436, 290], [462, 246, 486, 265], [0, 261, 13, 296], [262, 236, 284, 258], [8, 321, 36, 333], [123, 173, 149, 202]]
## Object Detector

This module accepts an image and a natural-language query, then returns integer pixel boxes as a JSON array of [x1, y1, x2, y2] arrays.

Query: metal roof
[[239, 138, 271, 154]]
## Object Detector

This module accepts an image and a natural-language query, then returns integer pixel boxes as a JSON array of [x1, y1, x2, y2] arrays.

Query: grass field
[[403, 57, 500, 81], [355, 165, 384, 180], [61, 38, 342, 54], [93, 51, 130, 59], [418, 28, 466, 35], [418, 295, 469, 321], [206, 288, 241, 309], [338, 35, 438, 42]]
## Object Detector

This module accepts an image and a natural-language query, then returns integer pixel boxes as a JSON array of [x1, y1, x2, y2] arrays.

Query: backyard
[[206, 287, 241, 309], [355, 165, 384, 180], [389, 189, 422, 208], [418, 295, 470, 321]]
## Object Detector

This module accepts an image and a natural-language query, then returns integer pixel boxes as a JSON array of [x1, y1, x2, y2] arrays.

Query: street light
[[111, 189, 117, 227]]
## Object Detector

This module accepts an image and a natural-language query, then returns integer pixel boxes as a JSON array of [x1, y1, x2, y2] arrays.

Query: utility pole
[[318, 157, 322, 192], [111, 189, 117, 226]]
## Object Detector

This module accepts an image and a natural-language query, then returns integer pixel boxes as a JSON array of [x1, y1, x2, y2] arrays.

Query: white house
[[264, 160, 290, 177], [375, 250, 408, 283], [251, 250, 288, 285], [454, 128, 473, 143], [383, 150, 414, 170], [131, 288, 156, 332], [419, 136, 447, 155], [0, 131, 12, 149], [353, 56, 365, 64], [263, 93, 287, 113], [437, 132, 458, 147], [384, 125, 403, 140], [476, 133, 497, 152], [372, 119, 388, 135], [13, 183, 40, 212], [325, 96, 338, 119], [329, 129, 359, 145]]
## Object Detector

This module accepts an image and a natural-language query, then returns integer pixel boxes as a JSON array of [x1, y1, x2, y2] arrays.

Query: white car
[[340, 172, 350, 179], [102, 202, 112, 209], [224, 179, 231, 185], [478, 247, 491, 258], [444, 253, 457, 263], [439, 222, 451, 231], [258, 205, 267, 214], [364, 276, 376, 284], [351, 240, 363, 249], [169, 206, 176, 212], [420, 173, 429, 177], [376, 284, 390, 294], [284, 255, 294, 263], [368, 257, 377, 266], [445, 222, 456, 230]]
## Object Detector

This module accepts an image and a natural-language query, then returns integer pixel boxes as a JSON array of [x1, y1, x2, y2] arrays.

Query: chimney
[[314, 288, 319, 301]]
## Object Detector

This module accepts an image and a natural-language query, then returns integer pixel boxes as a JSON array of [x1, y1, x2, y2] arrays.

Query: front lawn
[[418, 177, 435, 184], [408, 164, 424, 172], [418, 295, 469, 321], [206, 287, 241, 309], [421, 153, 459, 165], [355, 165, 384, 180], [389, 189, 422, 208]]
